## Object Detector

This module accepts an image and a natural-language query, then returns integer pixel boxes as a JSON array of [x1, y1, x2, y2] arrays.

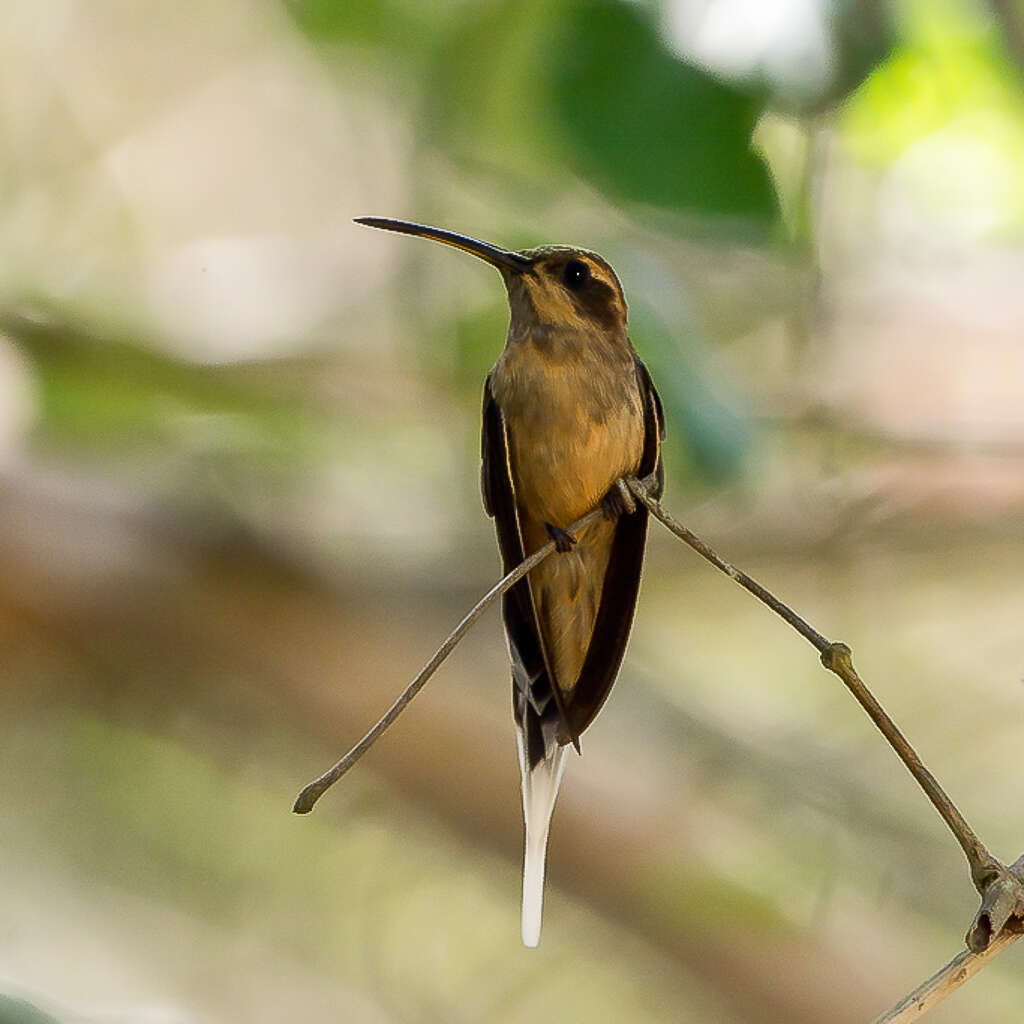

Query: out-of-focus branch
[[990, 0, 1024, 80]]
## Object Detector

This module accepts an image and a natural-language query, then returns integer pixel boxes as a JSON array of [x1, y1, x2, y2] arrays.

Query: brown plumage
[[356, 218, 665, 947]]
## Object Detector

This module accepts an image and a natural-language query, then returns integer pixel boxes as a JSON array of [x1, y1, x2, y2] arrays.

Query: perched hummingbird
[[356, 217, 664, 946]]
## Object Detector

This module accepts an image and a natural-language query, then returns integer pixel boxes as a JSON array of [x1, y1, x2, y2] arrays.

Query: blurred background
[[1, 0, 1023, 1021]]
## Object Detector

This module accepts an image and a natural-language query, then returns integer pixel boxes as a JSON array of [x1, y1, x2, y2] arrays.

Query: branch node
[[297, 469, 1022, 1016], [820, 641, 853, 674], [967, 858, 1024, 953]]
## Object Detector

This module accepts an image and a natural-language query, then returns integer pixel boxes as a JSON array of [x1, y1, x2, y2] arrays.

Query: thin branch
[[818, 645, 996, 892], [625, 479, 829, 651], [873, 914, 1024, 1023], [626, 476, 1024, 1015], [292, 500, 609, 814], [295, 472, 1024, 1016], [966, 853, 1024, 951], [626, 479, 1003, 892]]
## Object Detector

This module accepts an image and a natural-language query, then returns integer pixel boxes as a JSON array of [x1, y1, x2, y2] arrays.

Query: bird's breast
[[491, 336, 645, 528]]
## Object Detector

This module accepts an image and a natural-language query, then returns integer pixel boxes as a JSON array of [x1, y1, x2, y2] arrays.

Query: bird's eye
[[562, 259, 590, 291]]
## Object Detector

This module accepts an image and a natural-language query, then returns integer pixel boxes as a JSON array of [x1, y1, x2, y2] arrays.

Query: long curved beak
[[355, 217, 532, 272]]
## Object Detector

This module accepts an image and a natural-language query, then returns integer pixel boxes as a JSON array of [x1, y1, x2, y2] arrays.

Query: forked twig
[[294, 473, 1024, 1018], [624, 478, 1024, 1019], [874, 897, 1023, 1023], [623, 480, 1002, 896], [292, 498, 612, 813]]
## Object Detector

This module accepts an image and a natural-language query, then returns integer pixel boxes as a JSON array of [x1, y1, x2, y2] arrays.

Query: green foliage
[[840, 0, 1024, 234], [631, 300, 750, 485], [843, 0, 1024, 161], [445, 303, 511, 394], [423, 0, 565, 183], [545, 1, 776, 222], [9, 315, 324, 461], [283, 0, 427, 50], [288, 0, 898, 229], [0, 997, 60, 1024], [426, 0, 777, 227]]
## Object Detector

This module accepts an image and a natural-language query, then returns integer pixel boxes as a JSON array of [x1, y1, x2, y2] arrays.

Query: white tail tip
[[521, 833, 547, 947], [517, 736, 567, 948]]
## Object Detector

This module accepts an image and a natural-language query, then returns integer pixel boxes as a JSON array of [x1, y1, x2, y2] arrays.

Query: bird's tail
[[515, 725, 568, 948]]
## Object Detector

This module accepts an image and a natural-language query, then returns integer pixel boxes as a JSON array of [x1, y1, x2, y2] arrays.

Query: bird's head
[[356, 218, 628, 345]]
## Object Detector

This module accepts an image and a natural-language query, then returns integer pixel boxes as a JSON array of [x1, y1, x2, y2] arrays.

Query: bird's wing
[[481, 374, 575, 767], [483, 373, 577, 947], [563, 355, 665, 738], [636, 355, 666, 491]]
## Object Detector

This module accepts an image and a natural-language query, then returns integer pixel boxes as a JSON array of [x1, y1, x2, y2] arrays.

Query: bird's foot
[[544, 522, 577, 553], [601, 479, 636, 520]]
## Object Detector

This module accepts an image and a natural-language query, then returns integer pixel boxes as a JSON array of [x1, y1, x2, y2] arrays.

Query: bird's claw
[[544, 523, 577, 553], [601, 479, 636, 520]]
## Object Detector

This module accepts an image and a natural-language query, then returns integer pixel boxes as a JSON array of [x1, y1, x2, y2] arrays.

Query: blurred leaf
[[428, 0, 778, 226], [282, 0, 426, 49], [444, 303, 509, 395], [839, 0, 1024, 232], [546, 0, 776, 222], [5, 313, 325, 459], [632, 300, 750, 484], [0, 997, 60, 1024], [842, 0, 1024, 162], [425, 0, 560, 181]]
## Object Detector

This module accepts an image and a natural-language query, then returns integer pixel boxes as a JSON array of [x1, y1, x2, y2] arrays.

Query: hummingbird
[[356, 217, 665, 947]]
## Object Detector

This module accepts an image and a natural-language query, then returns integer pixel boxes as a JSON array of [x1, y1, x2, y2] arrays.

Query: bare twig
[[624, 478, 829, 651], [292, 500, 610, 814], [820, 644, 999, 895], [874, 888, 1024, 1022], [626, 480, 1008, 890], [295, 472, 1023, 1016], [625, 477, 1024, 1013], [965, 853, 1024, 952]]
